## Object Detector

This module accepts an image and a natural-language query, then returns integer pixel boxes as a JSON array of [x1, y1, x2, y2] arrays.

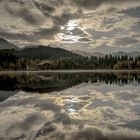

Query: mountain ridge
[[0, 38, 19, 50], [0, 38, 140, 58], [19, 45, 81, 60], [74, 49, 140, 58]]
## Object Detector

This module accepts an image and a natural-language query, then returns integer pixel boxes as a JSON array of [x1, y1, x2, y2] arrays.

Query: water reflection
[[0, 72, 140, 93], [0, 72, 140, 140]]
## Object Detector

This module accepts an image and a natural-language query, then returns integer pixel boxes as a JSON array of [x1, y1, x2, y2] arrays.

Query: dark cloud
[[34, 1, 55, 17], [72, 0, 105, 9], [78, 37, 92, 42], [34, 112, 140, 140], [53, 13, 73, 26], [36, 126, 140, 140], [71, 0, 140, 10], [0, 97, 61, 113], [37, 4, 54, 17], [120, 7, 140, 18], [113, 37, 138, 46], [73, 128, 108, 140], [7, 112, 46, 132], [121, 120, 140, 130], [71, 28, 86, 36], [0, 31, 30, 41], [33, 26, 60, 39], [0, 26, 60, 42], [5, 4, 44, 25], [0, 0, 140, 52], [89, 30, 117, 39]]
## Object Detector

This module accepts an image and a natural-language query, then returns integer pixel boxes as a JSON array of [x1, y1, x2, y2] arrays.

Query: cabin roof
[[37, 60, 54, 66]]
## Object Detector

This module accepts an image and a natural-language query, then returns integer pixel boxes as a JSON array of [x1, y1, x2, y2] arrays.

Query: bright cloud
[[0, 0, 140, 53]]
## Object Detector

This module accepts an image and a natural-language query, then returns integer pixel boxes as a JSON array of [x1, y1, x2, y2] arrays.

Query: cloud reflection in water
[[0, 74, 140, 139]]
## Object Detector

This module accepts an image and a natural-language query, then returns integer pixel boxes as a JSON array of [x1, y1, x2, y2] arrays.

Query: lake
[[0, 71, 140, 140]]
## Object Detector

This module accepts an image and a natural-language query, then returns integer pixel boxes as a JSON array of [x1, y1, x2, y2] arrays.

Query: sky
[[0, 0, 140, 53]]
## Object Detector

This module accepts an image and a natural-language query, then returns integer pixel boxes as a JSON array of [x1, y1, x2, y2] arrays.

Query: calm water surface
[[0, 72, 140, 140]]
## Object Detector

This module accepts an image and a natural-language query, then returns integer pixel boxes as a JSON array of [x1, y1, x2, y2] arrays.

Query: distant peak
[[0, 38, 19, 50], [0, 38, 7, 42]]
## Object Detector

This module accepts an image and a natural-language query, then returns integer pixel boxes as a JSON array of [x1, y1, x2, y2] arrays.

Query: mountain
[[0, 38, 19, 50], [1, 38, 140, 59], [0, 38, 81, 60], [74, 50, 140, 58], [112, 51, 140, 57], [19, 45, 81, 60], [74, 50, 105, 57]]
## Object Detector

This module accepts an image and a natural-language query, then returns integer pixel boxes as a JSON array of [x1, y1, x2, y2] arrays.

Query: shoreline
[[0, 69, 140, 74]]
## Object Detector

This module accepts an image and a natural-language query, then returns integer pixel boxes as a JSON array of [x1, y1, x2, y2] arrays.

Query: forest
[[0, 49, 140, 70]]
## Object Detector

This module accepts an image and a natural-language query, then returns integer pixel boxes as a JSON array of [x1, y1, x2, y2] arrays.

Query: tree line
[[0, 50, 27, 70], [0, 49, 140, 70], [46, 55, 140, 70], [1, 73, 140, 93]]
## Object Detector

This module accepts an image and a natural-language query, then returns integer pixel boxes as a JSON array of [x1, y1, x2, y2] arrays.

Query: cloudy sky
[[0, 0, 140, 53]]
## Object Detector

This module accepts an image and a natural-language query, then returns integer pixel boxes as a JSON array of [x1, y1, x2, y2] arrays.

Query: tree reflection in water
[[0, 72, 140, 140]]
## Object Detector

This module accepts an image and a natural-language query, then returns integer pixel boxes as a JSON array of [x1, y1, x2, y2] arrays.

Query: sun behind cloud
[[0, 0, 140, 53]]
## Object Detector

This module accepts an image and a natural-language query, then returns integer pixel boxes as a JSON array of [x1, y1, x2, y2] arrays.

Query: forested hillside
[[19, 46, 81, 60], [0, 48, 140, 70]]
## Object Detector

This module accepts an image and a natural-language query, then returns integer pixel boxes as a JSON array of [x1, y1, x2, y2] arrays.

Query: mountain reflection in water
[[0, 72, 140, 140]]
